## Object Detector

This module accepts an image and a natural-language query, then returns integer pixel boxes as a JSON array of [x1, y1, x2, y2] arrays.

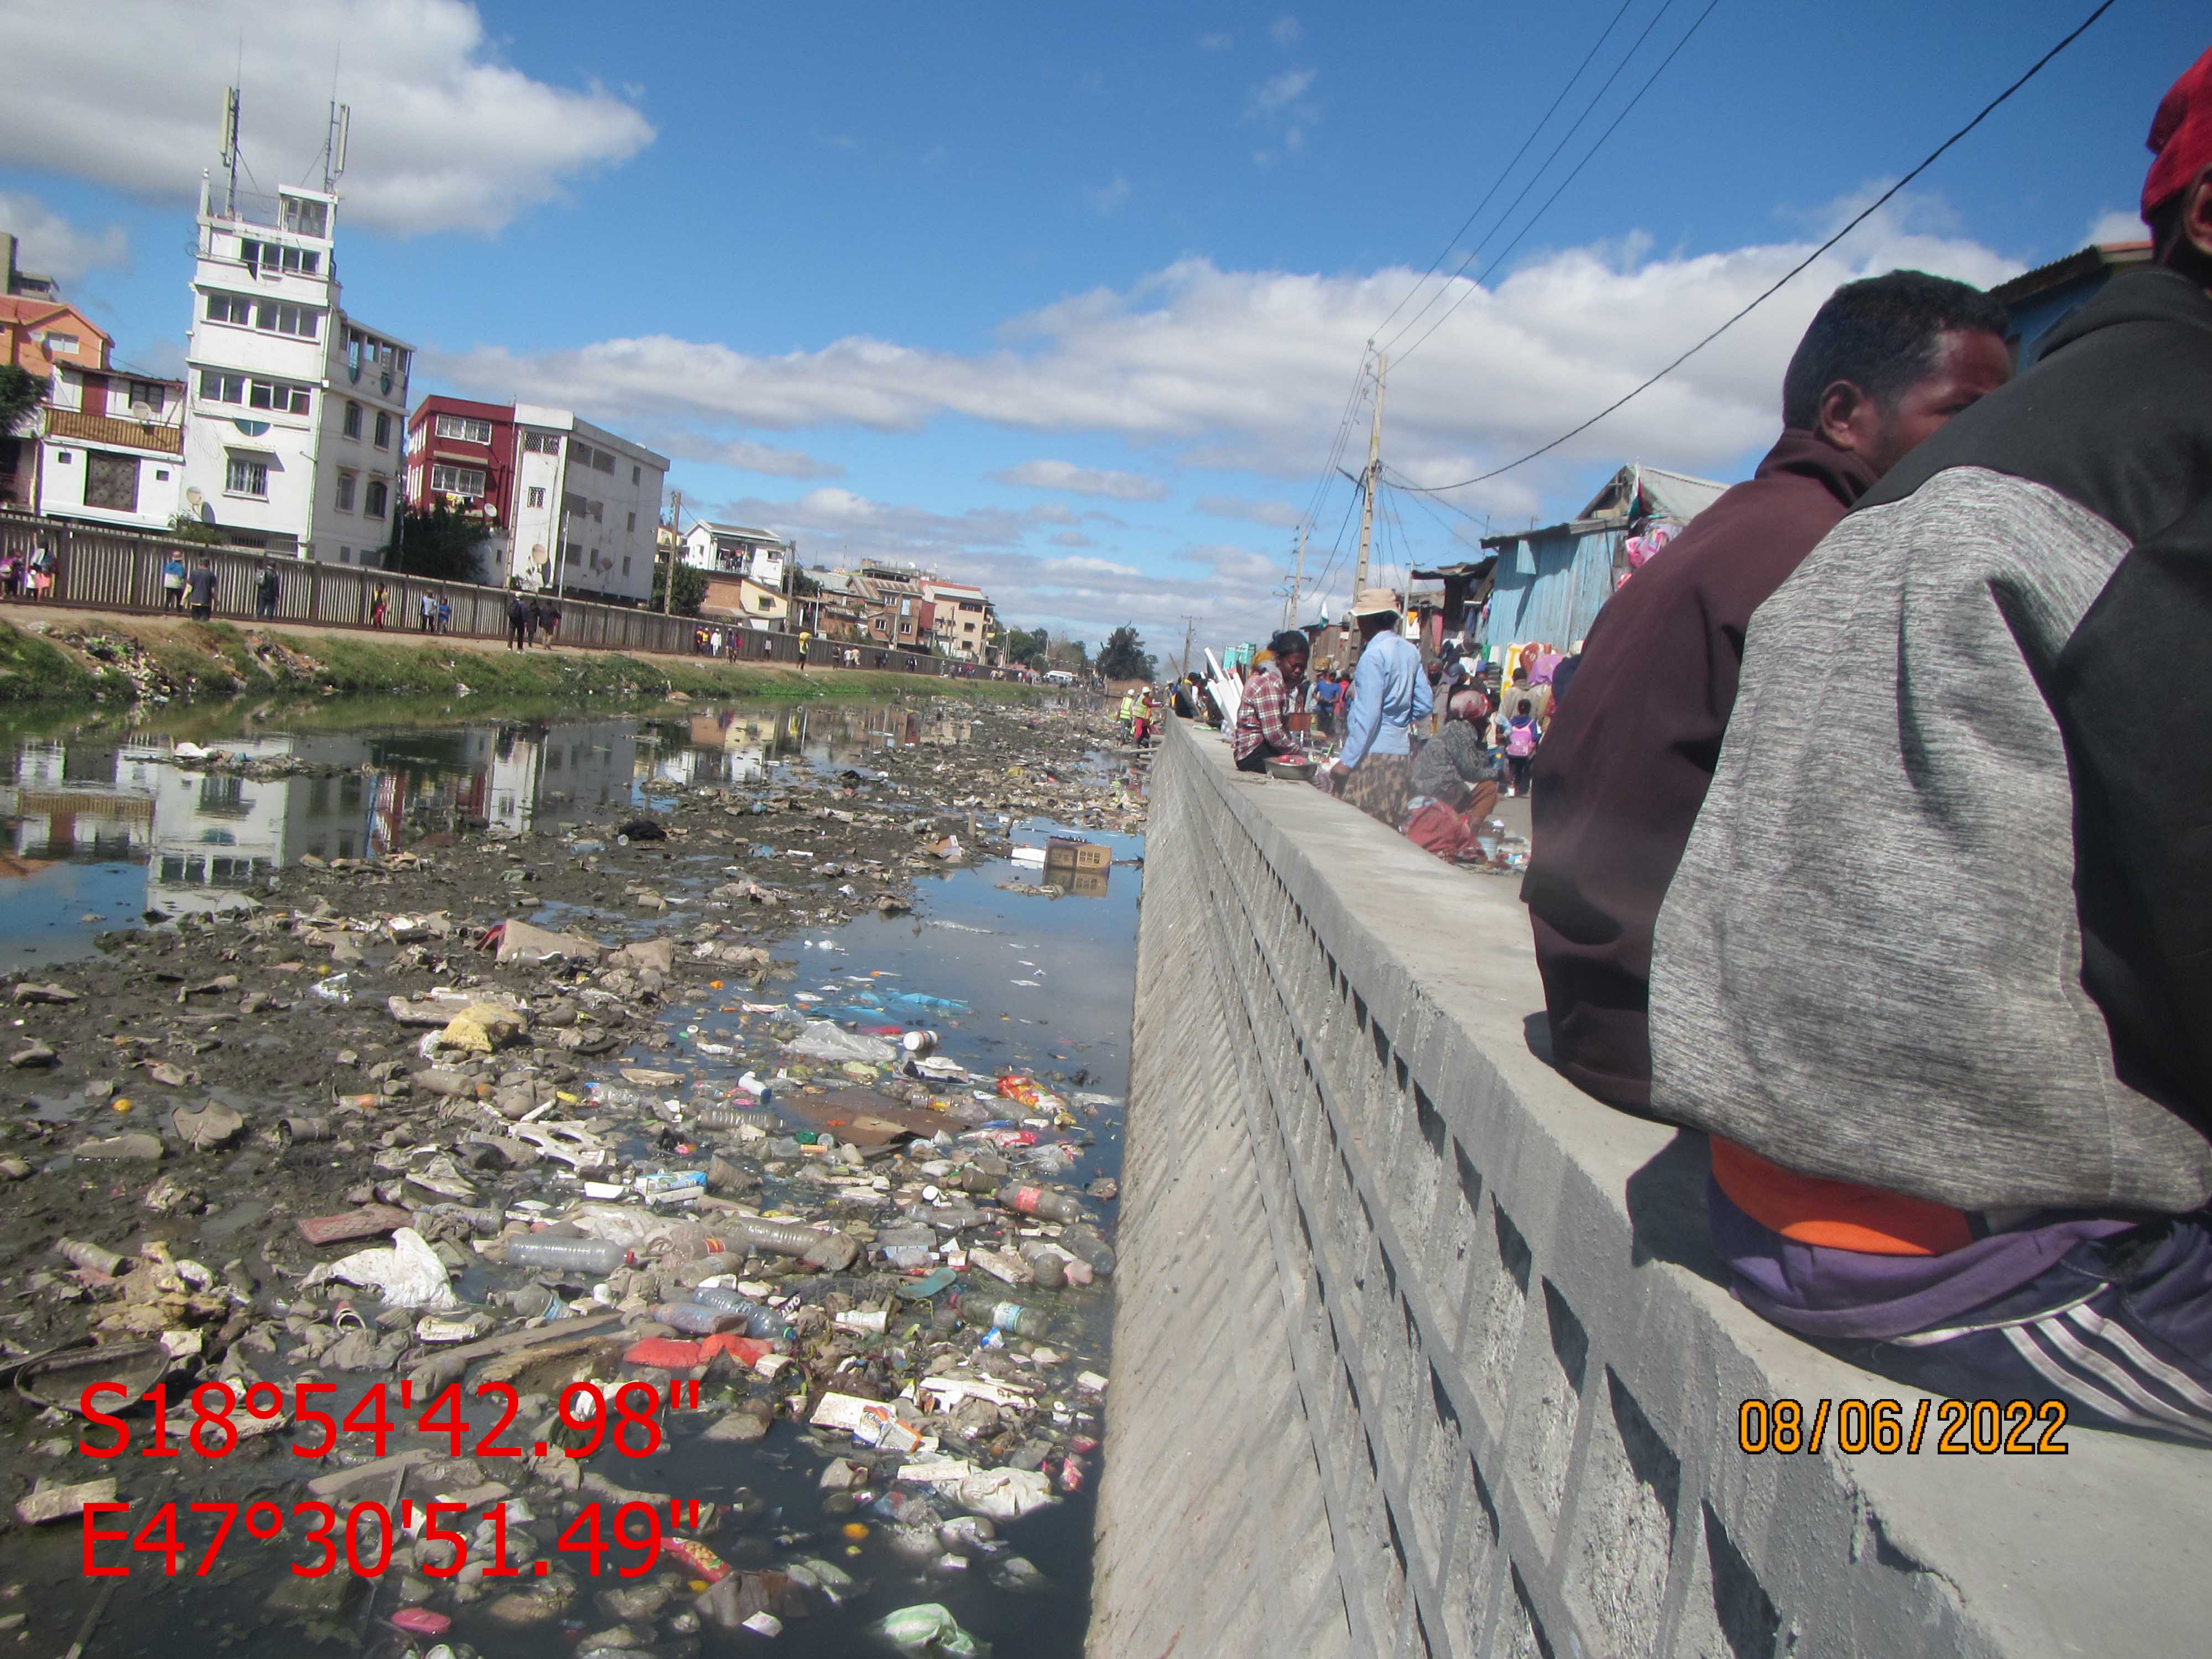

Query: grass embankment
[[0, 613, 1040, 712]]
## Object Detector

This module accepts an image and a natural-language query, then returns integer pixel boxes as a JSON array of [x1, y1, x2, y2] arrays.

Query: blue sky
[[3, 0, 2201, 650]]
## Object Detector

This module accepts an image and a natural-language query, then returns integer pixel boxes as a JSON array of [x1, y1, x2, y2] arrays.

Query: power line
[[1381, 0, 1688, 357], [1391, 0, 1721, 367], [1370, 0, 1641, 340], [1397, 0, 2117, 495]]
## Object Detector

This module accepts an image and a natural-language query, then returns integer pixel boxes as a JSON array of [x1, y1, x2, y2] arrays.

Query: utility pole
[[661, 488, 680, 614], [1289, 524, 1306, 630], [1178, 616, 1197, 679], [1353, 350, 1387, 606]]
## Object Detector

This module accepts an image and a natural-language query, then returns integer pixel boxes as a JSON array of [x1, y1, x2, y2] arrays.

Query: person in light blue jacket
[[1327, 589, 1432, 826]]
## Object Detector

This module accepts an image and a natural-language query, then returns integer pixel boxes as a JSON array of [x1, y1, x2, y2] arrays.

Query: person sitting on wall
[[1522, 266, 2013, 1113], [1649, 47, 2212, 1439], [1231, 630, 1310, 773], [1324, 591, 1432, 825]]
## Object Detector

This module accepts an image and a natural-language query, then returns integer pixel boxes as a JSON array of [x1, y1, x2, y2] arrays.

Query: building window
[[199, 370, 245, 404], [241, 239, 319, 276], [38, 331, 80, 354], [127, 380, 166, 415], [248, 379, 311, 415], [336, 472, 356, 512], [590, 446, 615, 475], [527, 486, 545, 508], [280, 196, 328, 237], [588, 500, 602, 523], [626, 510, 636, 533], [373, 411, 392, 448], [339, 546, 352, 564], [204, 293, 253, 326], [343, 401, 362, 439], [524, 432, 561, 455], [364, 479, 388, 518], [84, 451, 139, 512], [434, 414, 494, 445], [225, 455, 269, 498], [632, 464, 640, 485], [622, 555, 632, 575], [430, 465, 486, 496], [252, 300, 320, 339]]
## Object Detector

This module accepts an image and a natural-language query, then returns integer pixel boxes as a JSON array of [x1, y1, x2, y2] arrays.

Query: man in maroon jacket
[[1522, 270, 2012, 1112]]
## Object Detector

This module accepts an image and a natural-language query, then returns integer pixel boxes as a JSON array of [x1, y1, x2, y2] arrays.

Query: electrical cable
[[1391, 0, 1721, 367], [1370, 0, 1641, 338], [1396, 0, 2117, 493], [1380, 0, 1688, 357]]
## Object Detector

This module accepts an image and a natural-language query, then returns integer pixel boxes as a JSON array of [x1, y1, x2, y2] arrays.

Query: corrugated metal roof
[[1480, 461, 1730, 551]]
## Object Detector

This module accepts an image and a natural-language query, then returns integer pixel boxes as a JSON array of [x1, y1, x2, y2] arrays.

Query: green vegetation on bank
[[0, 615, 1044, 712]]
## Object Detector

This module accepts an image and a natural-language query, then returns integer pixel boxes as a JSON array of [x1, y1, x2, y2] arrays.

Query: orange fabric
[[1710, 1137, 1974, 1257]]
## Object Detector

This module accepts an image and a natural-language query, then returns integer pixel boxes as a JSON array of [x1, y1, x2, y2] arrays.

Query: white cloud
[[1197, 494, 1303, 528], [1086, 174, 1132, 216], [0, 0, 653, 236], [431, 189, 2023, 533], [655, 432, 843, 481], [2084, 208, 2147, 245], [1250, 68, 1316, 115], [1198, 32, 1234, 50], [1269, 17, 1305, 48], [988, 460, 1170, 502], [0, 192, 129, 284], [1050, 530, 1095, 549]]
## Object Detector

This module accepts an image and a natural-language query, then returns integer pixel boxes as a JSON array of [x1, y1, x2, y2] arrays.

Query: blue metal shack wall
[[1480, 526, 1619, 647]]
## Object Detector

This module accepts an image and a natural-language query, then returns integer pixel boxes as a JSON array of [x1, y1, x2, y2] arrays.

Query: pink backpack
[[1505, 718, 1540, 758]]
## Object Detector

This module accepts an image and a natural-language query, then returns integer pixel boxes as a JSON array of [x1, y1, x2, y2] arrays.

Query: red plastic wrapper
[[995, 1074, 1043, 1107], [665, 1536, 732, 1585], [623, 1337, 705, 1370], [390, 1609, 453, 1637]]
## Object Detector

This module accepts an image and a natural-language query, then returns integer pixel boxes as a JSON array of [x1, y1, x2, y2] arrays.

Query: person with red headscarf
[[1642, 43, 2212, 1441]]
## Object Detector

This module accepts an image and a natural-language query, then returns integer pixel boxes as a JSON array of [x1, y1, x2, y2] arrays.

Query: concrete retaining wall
[[1089, 717, 2209, 1659]]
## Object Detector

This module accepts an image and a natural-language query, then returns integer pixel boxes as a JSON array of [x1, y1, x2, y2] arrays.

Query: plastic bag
[[876, 1603, 990, 1658], [783, 1020, 898, 1066], [954, 1466, 1055, 1520], [300, 1227, 458, 1310]]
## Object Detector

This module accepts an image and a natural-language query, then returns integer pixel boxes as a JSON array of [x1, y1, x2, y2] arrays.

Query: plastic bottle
[[951, 1168, 1001, 1197], [690, 1106, 778, 1133], [689, 1286, 797, 1341], [997, 1182, 1084, 1223], [1019, 1243, 1067, 1290], [55, 1239, 124, 1276], [502, 1238, 631, 1274], [957, 1297, 1050, 1340], [654, 1301, 742, 1335], [586, 1083, 664, 1112], [1060, 1223, 1117, 1276], [725, 1217, 858, 1271]]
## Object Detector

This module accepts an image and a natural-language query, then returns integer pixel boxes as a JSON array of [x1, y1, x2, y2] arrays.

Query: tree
[[652, 560, 708, 617], [1003, 626, 1050, 669], [1097, 624, 1154, 682], [1045, 637, 1090, 674], [0, 366, 40, 439], [167, 513, 226, 546], [391, 502, 491, 582]]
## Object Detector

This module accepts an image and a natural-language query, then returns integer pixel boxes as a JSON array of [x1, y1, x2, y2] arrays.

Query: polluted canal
[[0, 694, 1145, 1658]]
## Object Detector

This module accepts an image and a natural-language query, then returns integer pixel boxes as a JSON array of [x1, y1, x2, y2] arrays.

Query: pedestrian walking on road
[[161, 554, 186, 611], [437, 591, 452, 634], [24, 539, 53, 600], [419, 591, 436, 631], [185, 557, 217, 622], [542, 601, 561, 645], [370, 581, 390, 629], [0, 550, 19, 601], [1503, 698, 1542, 797], [507, 590, 529, 651], [797, 630, 811, 673], [526, 596, 545, 646], [255, 564, 280, 620]]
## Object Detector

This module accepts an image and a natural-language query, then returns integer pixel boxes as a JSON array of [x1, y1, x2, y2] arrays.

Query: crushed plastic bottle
[[689, 1285, 797, 1340], [997, 1181, 1084, 1223], [958, 1298, 1050, 1340], [500, 1237, 631, 1275]]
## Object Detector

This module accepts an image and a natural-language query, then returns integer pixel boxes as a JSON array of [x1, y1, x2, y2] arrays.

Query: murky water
[[0, 701, 1137, 1657]]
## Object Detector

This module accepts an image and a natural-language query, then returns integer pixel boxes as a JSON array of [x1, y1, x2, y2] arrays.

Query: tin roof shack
[[1990, 239, 2153, 369], [1477, 462, 1726, 649]]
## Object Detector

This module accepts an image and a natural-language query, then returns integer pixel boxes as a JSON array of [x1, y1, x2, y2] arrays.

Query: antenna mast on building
[[218, 87, 242, 216], [321, 102, 351, 194]]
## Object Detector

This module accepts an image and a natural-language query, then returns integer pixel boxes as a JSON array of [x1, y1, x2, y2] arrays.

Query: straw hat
[[1348, 587, 1401, 618]]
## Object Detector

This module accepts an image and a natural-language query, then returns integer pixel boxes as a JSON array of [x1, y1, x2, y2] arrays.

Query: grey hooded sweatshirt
[[1650, 267, 2212, 1213]]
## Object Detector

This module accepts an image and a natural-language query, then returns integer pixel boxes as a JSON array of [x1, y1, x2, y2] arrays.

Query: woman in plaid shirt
[[1233, 631, 1310, 773]]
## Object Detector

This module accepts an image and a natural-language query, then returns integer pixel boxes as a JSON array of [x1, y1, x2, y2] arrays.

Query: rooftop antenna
[[217, 86, 242, 216], [321, 102, 351, 193]]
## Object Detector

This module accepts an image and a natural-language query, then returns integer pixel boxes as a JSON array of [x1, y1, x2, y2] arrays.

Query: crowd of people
[[1168, 46, 2212, 1443]]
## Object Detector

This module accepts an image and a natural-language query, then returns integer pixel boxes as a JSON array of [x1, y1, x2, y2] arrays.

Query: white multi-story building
[[922, 579, 996, 661], [681, 520, 790, 589], [506, 406, 667, 603], [180, 178, 413, 565]]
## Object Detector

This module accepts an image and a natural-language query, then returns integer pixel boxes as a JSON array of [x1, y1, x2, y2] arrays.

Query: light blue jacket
[[1339, 630, 1432, 770]]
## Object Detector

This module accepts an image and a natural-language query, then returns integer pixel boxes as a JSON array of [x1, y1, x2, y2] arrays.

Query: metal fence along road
[[0, 513, 963, 676]]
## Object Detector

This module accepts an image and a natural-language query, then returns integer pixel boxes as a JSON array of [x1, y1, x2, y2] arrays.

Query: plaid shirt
[[1233, 663, 1297, 761]]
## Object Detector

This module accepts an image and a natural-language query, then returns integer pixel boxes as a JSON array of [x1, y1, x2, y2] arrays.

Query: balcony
[[45, 409, 184, 456]]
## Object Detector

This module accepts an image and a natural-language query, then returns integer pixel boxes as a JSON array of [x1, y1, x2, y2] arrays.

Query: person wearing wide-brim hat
[[1327, 587, 1432, 827]]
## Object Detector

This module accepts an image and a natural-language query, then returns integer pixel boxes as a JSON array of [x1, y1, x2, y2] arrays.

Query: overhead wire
[[1395, 0, 2118, 494], [1369, 0, 1641, 339], [1379, 0, 1689, 358], [1391, 0, 1723, 368]]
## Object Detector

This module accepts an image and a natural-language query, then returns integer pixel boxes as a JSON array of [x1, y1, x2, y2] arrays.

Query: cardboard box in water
[[1045, 836, 1113, 873]]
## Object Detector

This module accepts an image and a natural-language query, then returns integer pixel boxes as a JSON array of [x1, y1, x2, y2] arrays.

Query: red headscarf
[[2143, 43, 2212, 220]]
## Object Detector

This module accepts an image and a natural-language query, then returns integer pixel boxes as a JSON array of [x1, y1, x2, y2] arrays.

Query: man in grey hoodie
[[1650, 43, 2212, 1440]]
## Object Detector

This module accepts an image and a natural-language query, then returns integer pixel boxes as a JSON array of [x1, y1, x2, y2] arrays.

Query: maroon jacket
[[1521, 430, 1877, 1109]]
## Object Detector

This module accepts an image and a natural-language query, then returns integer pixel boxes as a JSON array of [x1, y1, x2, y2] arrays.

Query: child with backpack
[[1503, 697, 1542, 797]]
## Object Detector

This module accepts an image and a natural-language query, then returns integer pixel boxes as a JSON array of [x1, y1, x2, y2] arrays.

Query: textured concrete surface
[[1089, 717, 2212, 1659]]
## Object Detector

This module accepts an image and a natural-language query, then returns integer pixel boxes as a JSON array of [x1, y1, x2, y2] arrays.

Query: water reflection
[[0, 701, 976, 966]]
